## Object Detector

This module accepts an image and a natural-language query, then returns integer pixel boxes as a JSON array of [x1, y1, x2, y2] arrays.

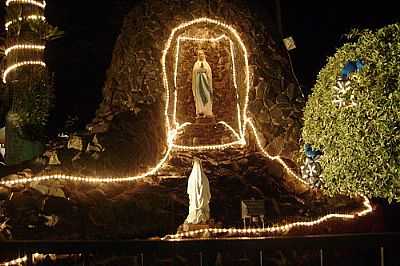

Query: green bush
[[302, 23, 400, 202], [9, 69, 55, 141]]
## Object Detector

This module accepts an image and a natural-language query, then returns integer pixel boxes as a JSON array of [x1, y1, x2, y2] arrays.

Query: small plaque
[[241, 200, 265, 219], [283, 36, 296, 51]]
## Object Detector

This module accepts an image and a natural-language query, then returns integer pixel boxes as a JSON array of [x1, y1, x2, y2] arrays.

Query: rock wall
[[83, 0, 304, 174], [176, 38, 237, 126]]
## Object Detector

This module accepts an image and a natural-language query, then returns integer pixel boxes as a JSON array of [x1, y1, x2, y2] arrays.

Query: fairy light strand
[[0, 256, 27, 266], [1, 253, 72, 266], [172, 139, 245, 151], [0, 144, 174, 186], [3, 0, 46, 84], [172, 37, 181, 127], [229, 40, 238, 90], [5, 44, 45, 56], [179, 35, 227, 42], [217, 121, 241, 141], [246, 118, 308, 185], [5, 15, 46, 30], [5, 0, 46, 9], [3, 61, 46, 83], [162, 17, 250, 150], [172, 122, 245, 151], [162, 195, 373, 240], [172, 34, 242, 141]]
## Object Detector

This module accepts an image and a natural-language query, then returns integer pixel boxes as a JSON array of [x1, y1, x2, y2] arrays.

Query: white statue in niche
[[185, 158, 211, 224], [192, 49, 213, 118]]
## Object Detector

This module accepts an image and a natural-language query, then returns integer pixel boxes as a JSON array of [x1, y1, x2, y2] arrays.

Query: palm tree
[[2, 0, 61, 165]]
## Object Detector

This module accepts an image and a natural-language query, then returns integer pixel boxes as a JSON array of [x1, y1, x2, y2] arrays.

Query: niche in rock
[[162, 18, 250, 149]]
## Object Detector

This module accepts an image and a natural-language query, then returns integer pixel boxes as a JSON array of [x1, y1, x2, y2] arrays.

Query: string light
[[217, 121, 241, 141], [162, 17, 250, 150], [162, 195, 373, 240], [3, 61, 46, 83], [3, 1, 46, 84], [172, 37, 181, 127], [1, 253, 75, 266], [5, 0, 46, 9], [0, 256, 27, 266], [246, 118, 308, 186], [0, 144, 174, 186], [172, 34, 242, 141], [5, 15, 46, 31], [229, 40, 238, 90], [172, 35, 230, 127], [229, 37, 244, 139], [5, 44, 45, 56], [172, 139, 245, 151], [179, 35, 227, 42], [172, 121, 245, 151]]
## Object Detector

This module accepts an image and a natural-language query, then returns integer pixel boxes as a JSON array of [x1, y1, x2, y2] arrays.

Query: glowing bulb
[[3, 61, 46, 83], [5, 44, 45, 55], [5, 15, 46, 30], [5, 0, 45, 8]]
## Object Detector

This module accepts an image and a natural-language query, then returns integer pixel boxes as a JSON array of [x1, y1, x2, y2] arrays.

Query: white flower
[[332, 79, 357, 108], [306, 163, 318, 177]]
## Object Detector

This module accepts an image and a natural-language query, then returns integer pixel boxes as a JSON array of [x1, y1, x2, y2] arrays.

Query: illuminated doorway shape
[[173, 35, 242, 148], [162, 17, 251, 151]]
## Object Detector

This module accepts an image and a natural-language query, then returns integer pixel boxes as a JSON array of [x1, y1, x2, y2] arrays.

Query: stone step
[[175, 121, 239, 146]]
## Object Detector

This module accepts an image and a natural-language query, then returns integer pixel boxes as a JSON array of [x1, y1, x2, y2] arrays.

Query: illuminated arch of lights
[[171, 33, 244, 149], [0, 18, 373, 240], [163, 17, 250, 149], [5, 0, 46, 9]]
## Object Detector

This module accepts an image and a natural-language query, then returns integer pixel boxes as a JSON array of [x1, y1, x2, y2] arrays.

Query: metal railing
[[0, 232, 399, 266]]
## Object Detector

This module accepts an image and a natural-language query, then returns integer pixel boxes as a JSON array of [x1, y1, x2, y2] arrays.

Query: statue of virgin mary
[[192, 49, 213, 117], [185, 158, 211, 224]]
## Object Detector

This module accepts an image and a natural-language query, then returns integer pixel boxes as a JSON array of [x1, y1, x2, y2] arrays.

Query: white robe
[[192, 60, 213, 117], [185, 158, 211, 224]]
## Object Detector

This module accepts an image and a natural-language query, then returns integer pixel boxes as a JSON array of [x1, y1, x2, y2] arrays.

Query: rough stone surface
[[0, 0, 305, 178], [82, 0, 305, 175], [2, 150, 367, 241]]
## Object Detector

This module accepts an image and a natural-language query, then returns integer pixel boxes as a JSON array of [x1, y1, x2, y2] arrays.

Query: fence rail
[[1, 232, 399, 266]]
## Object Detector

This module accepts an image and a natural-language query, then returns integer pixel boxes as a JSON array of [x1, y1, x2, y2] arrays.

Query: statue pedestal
[[195, 116, 216, 124], [180, 223, 210, 233], [177, 219, 221, 234], [174, 115, 239, 147], [183, 119, 227, 146]]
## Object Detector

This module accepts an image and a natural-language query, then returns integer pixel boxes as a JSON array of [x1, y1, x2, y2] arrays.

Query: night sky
[[0, 0, 398, 131]]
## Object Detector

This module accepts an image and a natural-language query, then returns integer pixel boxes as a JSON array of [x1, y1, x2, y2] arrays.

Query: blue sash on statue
[[196, 72, 210, 105]]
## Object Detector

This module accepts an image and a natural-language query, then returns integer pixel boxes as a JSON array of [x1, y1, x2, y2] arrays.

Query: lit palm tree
[[1, 0, 62, 165]]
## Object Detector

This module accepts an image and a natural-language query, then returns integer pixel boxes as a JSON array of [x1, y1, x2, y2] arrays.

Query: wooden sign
[[241, 200, 265, 219]]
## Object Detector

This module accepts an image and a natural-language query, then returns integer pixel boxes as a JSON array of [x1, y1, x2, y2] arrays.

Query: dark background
[[0, 0, 398, 131]]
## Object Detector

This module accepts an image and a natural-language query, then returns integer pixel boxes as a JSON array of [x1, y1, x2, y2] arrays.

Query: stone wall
[[176, 38, 237, 127], [82, 0, 304, 174]]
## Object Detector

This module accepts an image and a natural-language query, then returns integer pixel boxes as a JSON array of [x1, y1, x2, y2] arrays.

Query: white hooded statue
[[192, 49, 213, 118], [185, 158, 211, 224]]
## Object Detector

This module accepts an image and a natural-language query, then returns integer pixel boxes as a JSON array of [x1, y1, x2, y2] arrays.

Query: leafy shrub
[[9, 70, 55, 141], [302, 23, 400, 202]]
